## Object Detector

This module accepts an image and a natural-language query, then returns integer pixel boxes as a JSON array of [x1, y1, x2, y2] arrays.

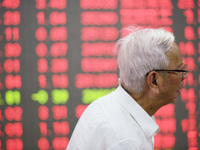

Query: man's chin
[[171, 96, 179, 103]]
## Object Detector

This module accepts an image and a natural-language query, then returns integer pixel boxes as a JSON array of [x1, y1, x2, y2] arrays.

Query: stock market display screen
[[0, 0, 199, 149]]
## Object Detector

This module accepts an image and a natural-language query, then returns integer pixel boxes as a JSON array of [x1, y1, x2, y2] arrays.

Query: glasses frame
[[146, 64, 189, 77]]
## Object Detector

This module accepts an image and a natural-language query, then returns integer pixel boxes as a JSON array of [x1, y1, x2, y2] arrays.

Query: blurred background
[[0, 0, 199, 149]]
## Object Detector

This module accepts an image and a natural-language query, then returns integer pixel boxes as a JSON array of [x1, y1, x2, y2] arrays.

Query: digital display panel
[[0, 0, 199, 149]]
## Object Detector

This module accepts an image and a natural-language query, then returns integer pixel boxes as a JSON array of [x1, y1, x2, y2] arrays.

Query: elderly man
[[66, 27, 188, 150]]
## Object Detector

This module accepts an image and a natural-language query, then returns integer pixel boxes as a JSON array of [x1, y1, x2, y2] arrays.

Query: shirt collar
[[114, 85, 160, 137]]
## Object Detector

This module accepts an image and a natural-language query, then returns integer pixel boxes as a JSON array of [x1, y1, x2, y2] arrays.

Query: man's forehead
[[167, 43, 183, 68]]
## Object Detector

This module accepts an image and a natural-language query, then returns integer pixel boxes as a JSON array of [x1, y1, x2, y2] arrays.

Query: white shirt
[[66, 86, 160, 150]]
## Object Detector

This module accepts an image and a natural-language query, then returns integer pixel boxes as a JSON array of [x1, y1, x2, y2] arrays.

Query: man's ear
[[146, 71, 159, 94]]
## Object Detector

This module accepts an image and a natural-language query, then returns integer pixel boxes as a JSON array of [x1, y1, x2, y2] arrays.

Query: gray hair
[[116, 27, 175, 93]]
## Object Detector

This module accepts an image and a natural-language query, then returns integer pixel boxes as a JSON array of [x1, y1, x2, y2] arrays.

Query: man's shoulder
[[67, 88, 148, 150], [84, 90, 115, 112]]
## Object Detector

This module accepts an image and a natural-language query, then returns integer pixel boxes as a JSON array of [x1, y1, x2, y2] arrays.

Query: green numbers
[[51, 89, 69, 104], [5, 90, 21, 105], [82, 88, 115, 104], [32, 89, 69, 105], [32, 90, 48, 105]]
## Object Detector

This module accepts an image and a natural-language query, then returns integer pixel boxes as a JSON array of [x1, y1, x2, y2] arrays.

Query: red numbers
[[199, 74, 200, 85], [187, 131, 198, 147], [181, 88, 195, 102], [159, 9, 173, 25], [36, 43, 48, 57], [75, 73, 118, 88], [198, 27, 200, 39], [38, 75, 47, 88], [38, 137, 49, 150], [154, 103, 176, 149], [81, 27, 119, 41], [36, 0, 67, 10], [4, 27, 19, 41], [184, 10, 194, 24], [0, 78, 3, 89], [52, 74, 68, 88], [120, 9, 173, 26], [35, 0, 46, 9], [177, 0, 194, 9], [80, 0, 117, 9], [36, 12, 45, 25], [120, 0, 173, 28], [51, 58, 68, 73], [120, 0, 146, 8], [4, 59, 20, 73], [48, 0, 67, 9], [35, 27, 47, 41], [159, 0, 173, 8], [181, 119, 198, 147], [6, 139, 23, 150], [81, 42, 115, 56], [154, 134, 176, 149], [50, 43, 68, 57], [50, 27, 67, 41], [4, 43, 21, 57], [4, 106, 23, 121], [5, 75, 21, 89], [181, 118, 197, 132], [155, 104, 175, 118], [39, 122, 48, 136], [180, 2, 198, 148], [147, 0, 159, 8], [186, 102, 196, 116], [49, 11, 67, 25], [185, 73, 194, 86], [37, 58, 48, 73], [52, 137, 68, 150], [38, 106, 49, 120], [198, 9, 200, 23], [81, 11, 118, 25], [184, 26, 195, 40], [156, 118, 176, 133], [81, 58, 117, 72], [2, 0, 20, 9], [5, 123, 23, 137], [4, 11, 21, 25], [52, 106, 68, 120], [179, 42, 195, 56], [121, 0, 172, 9], [52, 121, 69, 135], [181, 119, 188, 132]]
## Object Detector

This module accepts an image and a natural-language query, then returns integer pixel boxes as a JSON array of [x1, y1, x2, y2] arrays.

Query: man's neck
[[122, 85, 161, 116]]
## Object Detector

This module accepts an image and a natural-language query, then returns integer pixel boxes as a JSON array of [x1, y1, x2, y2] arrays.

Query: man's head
[[116, 27, 174, 93], [116, 27, 187, 106]]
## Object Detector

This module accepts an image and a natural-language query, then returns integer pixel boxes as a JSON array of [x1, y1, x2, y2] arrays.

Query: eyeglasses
[[146, 64, 189, 79]]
